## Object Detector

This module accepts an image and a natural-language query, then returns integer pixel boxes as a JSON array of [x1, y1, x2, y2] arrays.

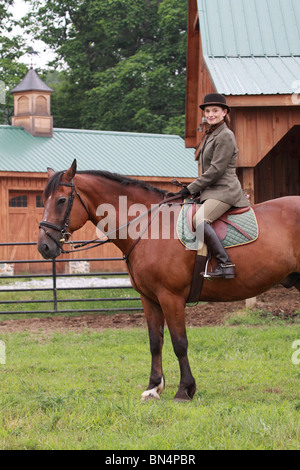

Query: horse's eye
[[57, 197, 67, 206]]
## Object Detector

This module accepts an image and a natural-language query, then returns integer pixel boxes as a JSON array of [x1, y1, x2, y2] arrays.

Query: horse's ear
[[63, 159, 77, 182], [47, 167, 55, 179]]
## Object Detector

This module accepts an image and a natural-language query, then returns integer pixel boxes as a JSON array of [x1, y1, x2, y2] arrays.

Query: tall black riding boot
[[203, 222, 235, 279]]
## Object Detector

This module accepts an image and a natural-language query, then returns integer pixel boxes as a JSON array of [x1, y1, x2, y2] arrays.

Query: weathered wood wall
[[254, 126, 300, 202]]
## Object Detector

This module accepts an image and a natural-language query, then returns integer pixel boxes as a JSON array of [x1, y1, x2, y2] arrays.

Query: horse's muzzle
[[38, 229, 62, 259]]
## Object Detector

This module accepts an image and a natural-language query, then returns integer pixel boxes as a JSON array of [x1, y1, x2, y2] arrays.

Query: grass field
[[0, 308, 300, 450]]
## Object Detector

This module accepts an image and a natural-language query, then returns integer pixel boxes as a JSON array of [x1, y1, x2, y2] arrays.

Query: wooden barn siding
[[0, 175, 194, 273], [254, 126, 300, 202], [231, 108, 300, 168], [185, 0, 199, 148], [185, 0, 215, 150]]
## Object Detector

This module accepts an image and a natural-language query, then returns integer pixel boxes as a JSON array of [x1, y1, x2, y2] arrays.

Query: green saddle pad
[[177, 202, 259, 251]]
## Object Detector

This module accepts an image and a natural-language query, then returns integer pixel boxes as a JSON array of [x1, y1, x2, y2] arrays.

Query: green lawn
[[0, 314, 300, 450]]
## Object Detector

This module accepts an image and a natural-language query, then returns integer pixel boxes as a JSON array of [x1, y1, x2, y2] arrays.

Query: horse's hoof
[[141, 389, 160, 401], [173, 394, 192, 403], [173, 385, 195, 402], [173, 397, 191, 403], [141, 377, 165, 401]]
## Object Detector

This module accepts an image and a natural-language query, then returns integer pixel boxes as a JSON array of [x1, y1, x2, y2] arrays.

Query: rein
[[39, 180, 190, 256]]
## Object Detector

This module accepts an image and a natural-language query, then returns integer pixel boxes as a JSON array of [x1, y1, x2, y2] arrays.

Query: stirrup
[[201, 258, 214, 281]]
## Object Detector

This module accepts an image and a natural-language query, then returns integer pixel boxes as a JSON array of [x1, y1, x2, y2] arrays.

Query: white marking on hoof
[[141, 388, 160, 400], [141, 377, 164, 401]]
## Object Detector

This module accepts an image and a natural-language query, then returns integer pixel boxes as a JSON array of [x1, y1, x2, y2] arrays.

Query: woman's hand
[[167, 187, 191, 199]]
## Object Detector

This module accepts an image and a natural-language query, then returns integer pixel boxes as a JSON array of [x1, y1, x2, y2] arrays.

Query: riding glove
[[167, 187, 191, 199]]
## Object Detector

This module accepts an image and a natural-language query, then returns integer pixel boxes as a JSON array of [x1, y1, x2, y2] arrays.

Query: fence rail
[[0, 242, 143, 315]]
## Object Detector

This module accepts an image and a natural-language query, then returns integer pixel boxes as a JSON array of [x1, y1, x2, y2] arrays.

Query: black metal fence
[[0, 242, 143, 315]]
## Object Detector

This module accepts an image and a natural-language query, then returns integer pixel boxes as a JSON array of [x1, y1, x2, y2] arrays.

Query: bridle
[[39, 180, 89, 253]]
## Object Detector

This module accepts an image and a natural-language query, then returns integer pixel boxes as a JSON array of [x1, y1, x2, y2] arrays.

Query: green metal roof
[[204, 56, 300, 95], [0, 126, 197, 178], [197, 0, 300, 95]]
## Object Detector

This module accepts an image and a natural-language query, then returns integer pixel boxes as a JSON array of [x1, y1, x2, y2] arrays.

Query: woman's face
[[204, 106, 227, 125]]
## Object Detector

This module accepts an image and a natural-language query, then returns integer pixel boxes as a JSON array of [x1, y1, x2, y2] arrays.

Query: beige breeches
[[193, 199, 231, 226]]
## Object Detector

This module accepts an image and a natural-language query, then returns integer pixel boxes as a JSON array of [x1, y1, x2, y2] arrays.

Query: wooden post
[[241, 167, 255, 205], [246, 297, 257, 308], [242, 167, 257, 306]]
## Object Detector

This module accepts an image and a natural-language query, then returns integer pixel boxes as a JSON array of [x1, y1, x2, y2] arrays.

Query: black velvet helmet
[[199, 93, 230, 113]]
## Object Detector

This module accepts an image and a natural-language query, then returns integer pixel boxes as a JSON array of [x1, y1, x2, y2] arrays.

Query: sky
[[8, 0, 57, 69]]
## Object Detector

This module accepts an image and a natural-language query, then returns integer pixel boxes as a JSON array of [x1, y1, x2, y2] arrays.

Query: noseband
[[39, 180, 89, 251]]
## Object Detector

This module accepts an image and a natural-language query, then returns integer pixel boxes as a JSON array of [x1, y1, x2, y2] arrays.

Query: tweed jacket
[[187, 123, 249, 208]]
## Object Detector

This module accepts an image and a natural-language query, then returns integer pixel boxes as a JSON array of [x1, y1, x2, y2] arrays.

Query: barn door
[[8, 191, 44, 273]]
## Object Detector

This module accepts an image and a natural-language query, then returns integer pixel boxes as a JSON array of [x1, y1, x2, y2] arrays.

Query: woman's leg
[[203, 199, 232, 223], [193, 200, 235, 279]]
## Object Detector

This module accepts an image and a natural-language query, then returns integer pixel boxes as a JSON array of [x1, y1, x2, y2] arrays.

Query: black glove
[[167, 187, 191, 199], [180, 187, 191, 198]]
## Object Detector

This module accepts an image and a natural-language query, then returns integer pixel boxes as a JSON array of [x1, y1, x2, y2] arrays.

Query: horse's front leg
[[159, 293, 196, 401], [141, 295, 165, 400]]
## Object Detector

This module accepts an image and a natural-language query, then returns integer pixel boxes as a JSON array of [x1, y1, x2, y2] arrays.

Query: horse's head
[[38, 159, 89, 259]]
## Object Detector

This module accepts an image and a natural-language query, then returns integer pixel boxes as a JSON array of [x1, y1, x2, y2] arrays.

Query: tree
[[23, 0, 188, 136], [0, 0, 13, 24], [43, 70, 83, 129], [0, 1, 27, 123]]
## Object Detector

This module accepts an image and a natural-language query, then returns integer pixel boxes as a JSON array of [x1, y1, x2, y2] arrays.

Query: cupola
[[11, 68, 53, 137]]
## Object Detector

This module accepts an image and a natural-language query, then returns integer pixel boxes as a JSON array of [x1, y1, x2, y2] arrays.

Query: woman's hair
[[224, 113, 231, 127]]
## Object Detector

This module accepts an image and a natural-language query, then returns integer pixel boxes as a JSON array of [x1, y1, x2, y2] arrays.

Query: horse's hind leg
[[281, 273, 300, 292], [159, 293, 196, 402], [141, 296, 165, 400]]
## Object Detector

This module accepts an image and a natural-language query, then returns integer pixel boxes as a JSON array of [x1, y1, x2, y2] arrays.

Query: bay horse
[[38, 160, 300, 401]]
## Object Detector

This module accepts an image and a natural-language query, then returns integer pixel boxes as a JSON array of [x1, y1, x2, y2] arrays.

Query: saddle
[[213, 207, 252, 241], [179, 203, 258, 251], [181, 204, 259, 304], [188, 205, 257, 246]]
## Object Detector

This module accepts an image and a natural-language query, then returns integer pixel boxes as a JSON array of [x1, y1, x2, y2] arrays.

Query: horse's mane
[[43, 170, 167, 199]]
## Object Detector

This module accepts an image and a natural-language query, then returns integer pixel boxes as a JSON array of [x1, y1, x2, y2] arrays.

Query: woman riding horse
[[171, 93, 249, 279], [38, 160, 300, 401]]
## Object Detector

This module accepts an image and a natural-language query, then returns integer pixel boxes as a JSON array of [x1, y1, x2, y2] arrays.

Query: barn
[[0, 68, 197, 273], [186, 0, 300, 204]]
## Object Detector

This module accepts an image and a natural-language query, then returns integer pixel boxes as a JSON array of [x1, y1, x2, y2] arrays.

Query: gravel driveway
[[0, 277, 132, 290]]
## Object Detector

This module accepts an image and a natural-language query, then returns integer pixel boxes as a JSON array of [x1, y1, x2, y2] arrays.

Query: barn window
[[9, 195, 28, 207], [36, 195, 44, 208]]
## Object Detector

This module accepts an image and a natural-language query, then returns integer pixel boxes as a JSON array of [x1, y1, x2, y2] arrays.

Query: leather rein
[[39, 179, 187, 256]]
